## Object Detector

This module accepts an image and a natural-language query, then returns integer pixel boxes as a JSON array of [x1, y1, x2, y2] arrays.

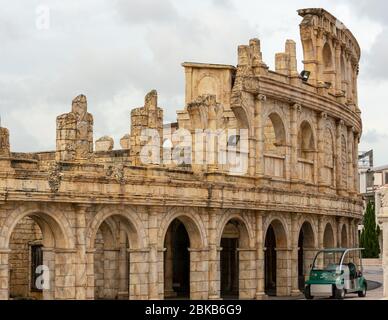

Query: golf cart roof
[[318, 248, 364, 253]]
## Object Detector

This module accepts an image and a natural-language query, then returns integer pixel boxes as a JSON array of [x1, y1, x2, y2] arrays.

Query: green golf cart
[[304, 248, 367, 299]]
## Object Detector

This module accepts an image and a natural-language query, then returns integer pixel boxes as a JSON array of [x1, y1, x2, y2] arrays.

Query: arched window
[[263, 113, 286, 156], [297, 121, 315, 160], [322, 43, 333, 69]]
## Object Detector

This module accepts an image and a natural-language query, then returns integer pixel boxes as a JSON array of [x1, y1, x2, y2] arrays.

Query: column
[[276, 248, 291, 297], [42, 247, 55, 300], [0, 249, 10, 300], [74, 204, 89, 300], [255, 94, 266, 177], [336, 120, 345, 195], [347, 127, 355, 193], [118, 228, 129, 299], [238, 247, 256, 299], [163, 228, 175, 298], [317, 112, 327, 189], [148, 209, 160, 300], [290, 104, 301, 181], [208, 209, 220, 299], [353, 132, 360, 193], [129, 248, 150, 300], [291, 214, 301, 295], [334, 41, 342, 94], [54, 249, 76, 299], [378, 204, 388, 298], [255, 213, 265, 299], [189, 248, 209, 299]]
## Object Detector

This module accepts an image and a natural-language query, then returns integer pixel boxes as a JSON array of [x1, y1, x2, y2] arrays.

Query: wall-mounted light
[[300, 70, 311, 82]]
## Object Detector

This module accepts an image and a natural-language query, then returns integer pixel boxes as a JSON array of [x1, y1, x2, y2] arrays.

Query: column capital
[[256, 94, 267, 102], [291, 103, 302, 112], [74, 203, 91, 213]]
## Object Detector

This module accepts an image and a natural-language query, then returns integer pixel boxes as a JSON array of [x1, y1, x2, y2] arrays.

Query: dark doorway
[[165, 220, 190, 298], [298, 230, 304, 291], [220, 238, 239, 299], [265, 225, 276, 296]]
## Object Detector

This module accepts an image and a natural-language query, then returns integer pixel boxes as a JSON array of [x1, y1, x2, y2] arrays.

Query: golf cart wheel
[[358, 282, 367, 297], [334, 287, 345, 299], [304, 285, 314, 300]]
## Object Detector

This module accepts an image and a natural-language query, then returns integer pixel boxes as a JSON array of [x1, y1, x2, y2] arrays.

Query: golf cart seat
[[347, 263, 357, 279]]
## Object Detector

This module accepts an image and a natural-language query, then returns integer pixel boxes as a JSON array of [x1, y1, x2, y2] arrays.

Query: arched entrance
[[264, 219, 288, 296], [219, 218, 250, 299], [9, 216, 43, 299], [164, 219, 190, 298], [92, 214, 138, 300], [4, 210, 70, 300], [265, 225, 276, 296], [297, 222, 315, 291]]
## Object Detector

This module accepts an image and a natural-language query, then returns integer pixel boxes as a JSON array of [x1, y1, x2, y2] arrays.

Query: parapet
[[56, 94, 94, 161]]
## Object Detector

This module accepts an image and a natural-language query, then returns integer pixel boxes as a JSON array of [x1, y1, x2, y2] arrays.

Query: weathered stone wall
[[9, 216, 42, 299]]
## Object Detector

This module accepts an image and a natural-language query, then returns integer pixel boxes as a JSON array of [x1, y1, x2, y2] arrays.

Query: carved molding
[[48, 163, 63, 193]]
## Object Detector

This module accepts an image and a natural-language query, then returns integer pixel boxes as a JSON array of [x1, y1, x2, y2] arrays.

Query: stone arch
[[263, 112, 287, 155], [264, 217, 290, 296], [159, 208, 207, 249], [161, 208, 208, 299], [86, 205, 146, 250], [1, 204, 75, 300], [297, 220, 317, 290], [298, 120, 316, 160], [197, 75, 219, 100], [322, 42, 333, 69], [216, 212, 254, 249], [0, 205, 74, 250], [323, 222, 335, 248]]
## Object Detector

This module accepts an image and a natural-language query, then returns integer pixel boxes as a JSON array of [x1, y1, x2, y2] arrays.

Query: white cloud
[[0, 0, 387, 166]]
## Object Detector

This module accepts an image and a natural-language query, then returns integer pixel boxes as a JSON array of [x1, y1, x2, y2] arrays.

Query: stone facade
[[0, 8, 363, 300]]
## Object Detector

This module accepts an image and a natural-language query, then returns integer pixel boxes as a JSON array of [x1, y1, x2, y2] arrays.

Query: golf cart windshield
[[312, 250, 345, 271], [311, 249, 364, 273]]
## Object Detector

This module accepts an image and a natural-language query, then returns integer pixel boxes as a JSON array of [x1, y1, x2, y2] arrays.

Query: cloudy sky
[[0, 0, 387, 165]]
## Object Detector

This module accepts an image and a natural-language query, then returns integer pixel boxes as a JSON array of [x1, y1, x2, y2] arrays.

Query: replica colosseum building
[[0, 8, 363, 300]]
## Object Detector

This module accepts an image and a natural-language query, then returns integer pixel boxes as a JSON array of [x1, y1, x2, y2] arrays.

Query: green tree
[[360, 201, 380, 258]]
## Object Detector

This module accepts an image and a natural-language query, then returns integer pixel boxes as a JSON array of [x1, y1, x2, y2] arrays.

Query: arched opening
[[264, 220, 288, 297], [6, 212, 69, 300], [220, 221, 239, 299], [323, 223, 335, 248], [297, 121, 315, 183], [298, 121, 315, 160], [92, 214, 139, 300], [9, 217, 43, 300], [297, 222, 315, 291], [264, 113, 286, 155], [263, 113, 286, 178], [341, 225, 348, 248], [322, 43, 333, 69], [164, 219, 190, 299], [219, 218, 250, 299]]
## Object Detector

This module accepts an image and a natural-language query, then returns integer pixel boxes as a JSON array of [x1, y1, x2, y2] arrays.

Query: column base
[[291, 290, 302, 296], [255, 292, 267, 300], [208, 294, 221, 300]]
